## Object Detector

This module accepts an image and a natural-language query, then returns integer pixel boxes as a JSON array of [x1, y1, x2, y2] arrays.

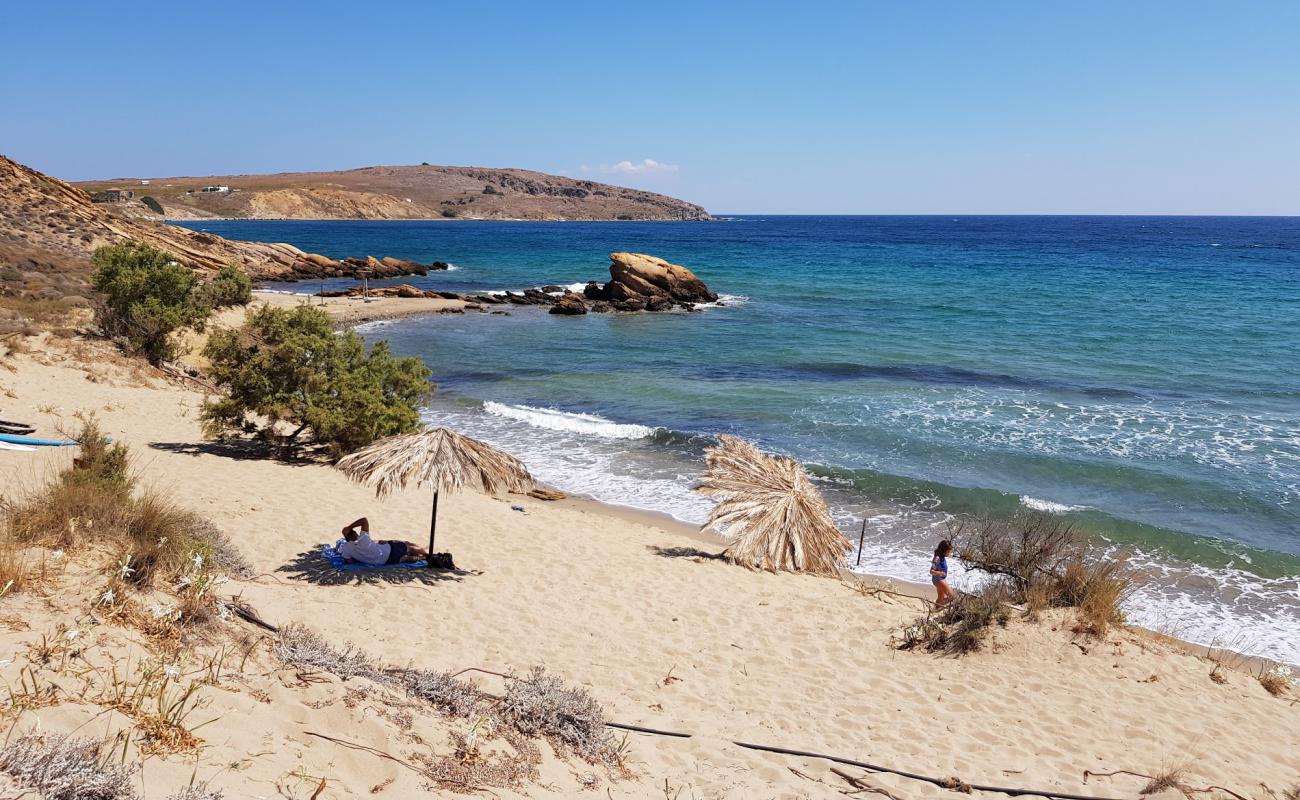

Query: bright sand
[[0, 306, 1296, 798]]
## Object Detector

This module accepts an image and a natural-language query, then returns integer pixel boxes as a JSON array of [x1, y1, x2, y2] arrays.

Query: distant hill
[[74, 164, 712, 221]]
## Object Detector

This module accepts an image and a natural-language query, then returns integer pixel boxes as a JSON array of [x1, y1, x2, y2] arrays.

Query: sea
[[178, 216, 1300, 665]]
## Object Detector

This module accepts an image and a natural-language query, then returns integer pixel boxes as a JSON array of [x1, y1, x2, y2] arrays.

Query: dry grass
[[3, 419, 249, 594], [1139, 767, 1186, 794], [89, 659, 210, 755], [272, 623, 383, 682], [1257, 664, 1293, 697]]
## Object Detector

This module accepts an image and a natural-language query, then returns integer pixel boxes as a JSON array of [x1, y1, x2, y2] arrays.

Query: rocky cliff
[[0, 155, 425, 286], [75, 165, 711, 222]]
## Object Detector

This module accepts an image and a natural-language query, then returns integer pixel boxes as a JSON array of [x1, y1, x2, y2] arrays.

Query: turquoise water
[[184, 216, 1300, 662]]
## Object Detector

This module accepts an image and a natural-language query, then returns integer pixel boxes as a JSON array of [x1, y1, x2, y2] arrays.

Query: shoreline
[[254, 288, 1300, 668]]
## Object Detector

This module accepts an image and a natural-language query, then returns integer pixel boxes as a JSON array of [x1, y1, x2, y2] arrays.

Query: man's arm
[[341, 517, 370, 536]]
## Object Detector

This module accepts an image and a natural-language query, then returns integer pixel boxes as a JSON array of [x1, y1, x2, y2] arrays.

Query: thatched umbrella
[[696, 435, 851, 575], [335, 427, 534, 561]]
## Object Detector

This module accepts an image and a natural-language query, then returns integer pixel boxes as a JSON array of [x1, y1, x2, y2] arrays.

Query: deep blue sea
[[181, 216, 1300, 663]]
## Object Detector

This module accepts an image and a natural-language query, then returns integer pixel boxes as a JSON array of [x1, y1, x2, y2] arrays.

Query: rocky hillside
[[75, 164, 712, 221], [0, 155, 425, 286]]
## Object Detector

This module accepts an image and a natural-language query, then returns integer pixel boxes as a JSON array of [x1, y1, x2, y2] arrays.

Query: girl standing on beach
[[930, 540, 954, 608]]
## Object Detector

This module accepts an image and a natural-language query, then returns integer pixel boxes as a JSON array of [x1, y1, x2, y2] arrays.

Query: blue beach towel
[[321, 540, 427, 571]]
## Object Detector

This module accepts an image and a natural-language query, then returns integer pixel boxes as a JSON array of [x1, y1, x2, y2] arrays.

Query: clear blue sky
[[3, 1, 1298, 214]]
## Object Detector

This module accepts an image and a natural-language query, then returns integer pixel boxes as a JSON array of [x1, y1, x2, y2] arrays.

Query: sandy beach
[[0, 308, 1296, 799]]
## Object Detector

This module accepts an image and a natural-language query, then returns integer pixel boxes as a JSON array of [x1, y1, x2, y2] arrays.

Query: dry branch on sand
[[696, 435, 850, 575]]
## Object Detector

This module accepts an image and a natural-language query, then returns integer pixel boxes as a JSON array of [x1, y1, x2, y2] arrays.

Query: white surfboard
[[0, 441, 36, 452]]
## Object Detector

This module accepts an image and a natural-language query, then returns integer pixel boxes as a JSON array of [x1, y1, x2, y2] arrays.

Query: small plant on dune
[[895, 586, 1011, 656], [168, 785, 225, 800], [91, 659, 211, 755], [272, 623, 383, 682], [396, 667, 487, 718], [1139, 767, 1186, 795], [61, 417, 132, 495], [1257, 664, 1294, 697], [499, 666, 617, 765], [0, 732, 138, 800]]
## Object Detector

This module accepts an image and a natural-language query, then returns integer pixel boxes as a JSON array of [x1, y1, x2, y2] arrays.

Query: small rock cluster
[[317, 253, 719, 316]]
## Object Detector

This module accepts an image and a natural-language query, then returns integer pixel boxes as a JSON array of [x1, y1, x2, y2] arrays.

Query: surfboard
[[0, 433, 79, 447], [0, 441, 37, 452]]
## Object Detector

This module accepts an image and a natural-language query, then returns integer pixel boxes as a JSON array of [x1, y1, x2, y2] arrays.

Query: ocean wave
[[482, 401, 658, 439], [1020, 496, 1087, 514]]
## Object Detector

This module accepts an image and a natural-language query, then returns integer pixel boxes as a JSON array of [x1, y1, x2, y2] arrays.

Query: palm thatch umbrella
[[696, 435, 851, 575], [335, 427, 534, 562]]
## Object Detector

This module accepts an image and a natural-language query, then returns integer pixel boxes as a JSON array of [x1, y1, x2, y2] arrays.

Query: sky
[[2, 1, 1298, 214]]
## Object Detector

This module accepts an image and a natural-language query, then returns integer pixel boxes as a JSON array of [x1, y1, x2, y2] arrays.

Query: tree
[[140, 195, 164, 214], [197, 266, 252, 309], [201, 304, 433, 456], [92, 242, 207, 363]]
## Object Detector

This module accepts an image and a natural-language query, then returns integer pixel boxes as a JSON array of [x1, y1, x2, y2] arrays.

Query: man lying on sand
[[339, 517, 429, 565]]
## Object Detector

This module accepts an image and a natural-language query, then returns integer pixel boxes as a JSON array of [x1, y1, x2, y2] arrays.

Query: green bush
[[200, 304, 433, 456], [440, 207, 460, 218], [91, 242, 208, 363], [140, 195, 164, 214], [197, 266, 252, 310]]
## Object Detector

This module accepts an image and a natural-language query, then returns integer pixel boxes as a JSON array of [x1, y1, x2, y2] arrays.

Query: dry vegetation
[[896, 514, 1139, 655]]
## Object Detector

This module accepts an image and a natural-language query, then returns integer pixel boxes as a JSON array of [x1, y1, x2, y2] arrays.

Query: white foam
[[482, 401, 657, 440], [1021, 496, 1086, 514], [695, 294, 749, 309]]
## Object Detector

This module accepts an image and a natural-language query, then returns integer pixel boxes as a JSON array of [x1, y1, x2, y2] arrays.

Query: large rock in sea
[[607, 252, 718, 305]]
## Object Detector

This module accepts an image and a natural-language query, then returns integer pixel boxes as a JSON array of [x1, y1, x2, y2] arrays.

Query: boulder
[[607, 252, 717, 304], [583, 281, 610, 301], [644, 295, 674, 312], [430, 261, 452, 270], [548, 292, 588, 315], [589, 301, 612, 313]]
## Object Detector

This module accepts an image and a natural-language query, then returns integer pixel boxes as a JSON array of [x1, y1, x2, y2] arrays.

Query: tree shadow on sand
[[276, 548, 475, 586], [647, 545, 727, 561], [149, 439, 326, 466]]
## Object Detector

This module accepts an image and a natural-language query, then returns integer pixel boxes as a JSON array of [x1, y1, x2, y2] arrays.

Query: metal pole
[[855, 519, 867, 566], [428, 490, 440, 565]]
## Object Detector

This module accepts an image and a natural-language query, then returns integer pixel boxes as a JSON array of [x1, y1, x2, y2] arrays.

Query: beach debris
[[696, 434, 851, 575]]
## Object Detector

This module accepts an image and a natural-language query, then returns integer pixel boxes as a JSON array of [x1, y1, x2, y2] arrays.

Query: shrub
[[397, 668, 487, 718], [91, 241, 208, 363], [201, 304, 433, 456], [0, 733, 137, 800], [955, 514, 1137, 637], [440, 207, 460, 218], [499, 667, 615, 763], [140, 195, 164, 215], [896, 587, 1011, 656], [3, 421, 246, 590], [273, 623, 383, 681], [196, 266, 252, 310], [1258, 664, 1294, 697]]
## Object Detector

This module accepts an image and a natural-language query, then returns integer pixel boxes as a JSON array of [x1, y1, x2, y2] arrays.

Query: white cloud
[[591, 159, 680, 176]]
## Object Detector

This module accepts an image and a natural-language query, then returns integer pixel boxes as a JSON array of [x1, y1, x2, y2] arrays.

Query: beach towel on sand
[[321, 540, 428, 570]]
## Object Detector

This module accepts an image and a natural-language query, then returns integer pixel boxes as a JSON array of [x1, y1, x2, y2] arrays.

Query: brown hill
[[0, 155, 400, 288], [74, 164, 712, 221]]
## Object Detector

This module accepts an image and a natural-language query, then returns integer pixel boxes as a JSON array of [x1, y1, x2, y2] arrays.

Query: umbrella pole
[[428, 490, 440, 564]]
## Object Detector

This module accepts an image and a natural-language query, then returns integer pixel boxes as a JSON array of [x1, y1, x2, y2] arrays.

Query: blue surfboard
[[0, 433, 80, 447]]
